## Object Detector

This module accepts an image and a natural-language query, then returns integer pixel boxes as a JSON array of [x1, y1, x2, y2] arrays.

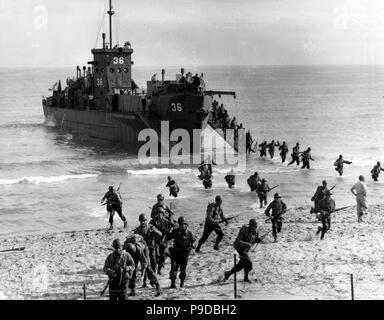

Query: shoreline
[[1, 202, 384, 300]]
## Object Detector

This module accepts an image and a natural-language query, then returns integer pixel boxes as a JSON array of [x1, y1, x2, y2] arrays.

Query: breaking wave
[[127, 168, 193, 175], [0, 173, 98, 185]]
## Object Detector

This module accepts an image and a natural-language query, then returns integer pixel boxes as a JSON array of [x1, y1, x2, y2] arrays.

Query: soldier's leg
[[108, 206, 114, 229], [113, 205, 127, 228], [128, 262, 138, 295], [320, 218, 327, 240], [243, 253, 253, 282], [213, 225, 224, 249], [225, 250, 246, 280], [118, 281, 128, 300], [272, 219, 277, 241], [277, 219, 282, 233], [108, 282, 118, 301], [179, 253, 189, 287], [148, 246, 157, 272], [169, 256, 179, 288], [196, 225, 213, 251], [157, 244, 166, 273]]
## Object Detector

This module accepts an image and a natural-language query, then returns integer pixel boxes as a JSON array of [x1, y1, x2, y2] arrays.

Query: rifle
[[330, 184, 337, 191], [315, 205, 353, 218], [268, 185, 279, 192], [218, 215, 239, 224], [100, 280, 110, 297], [250, 230, 272, 252], [0, 247, 25, 253]]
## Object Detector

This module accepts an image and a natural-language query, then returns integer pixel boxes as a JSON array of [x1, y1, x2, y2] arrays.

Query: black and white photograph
[[1, 0, 384, 306]]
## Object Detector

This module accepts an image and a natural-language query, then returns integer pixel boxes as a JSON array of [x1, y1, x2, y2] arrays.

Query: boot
[[213, 243, 219, 251], [142, 281, 147, 288], [244, 272, 252, 283], [157, 266, 162, 275], [170, 280, 176, 289], [128, 290, 136, 296], [224, 271, 232, 280], [180, 279, 185, 288], [108, 224, 113, 231], [195, 245, 201, 253], [155, 284, 162, 296], [123, 221, 127, 228]]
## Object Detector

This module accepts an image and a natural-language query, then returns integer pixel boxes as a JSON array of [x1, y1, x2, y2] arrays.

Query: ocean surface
[[1, 65, 384, 237]]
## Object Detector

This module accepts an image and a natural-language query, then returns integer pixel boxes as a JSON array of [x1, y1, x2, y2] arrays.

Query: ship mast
[[107, 0, 115, 49]]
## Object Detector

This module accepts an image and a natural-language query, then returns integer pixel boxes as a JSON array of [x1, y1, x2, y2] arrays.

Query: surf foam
[[0, 174, 98, 185]]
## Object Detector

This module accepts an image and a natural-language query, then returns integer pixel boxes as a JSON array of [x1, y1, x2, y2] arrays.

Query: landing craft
[[42, 0, 242, 155]]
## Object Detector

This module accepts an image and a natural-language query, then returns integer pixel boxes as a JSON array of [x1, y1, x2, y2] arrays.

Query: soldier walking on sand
[[256, 179, 270, 208], [312, 190, 335, 240], [223, 218, 262, 283], [101, 186, 127, 230], [195, 195, 228, 252], [351, 175, 368, 222], [166, 216, 196, 288], [103, 239, 135, 301], [264, 193, 287, 242]]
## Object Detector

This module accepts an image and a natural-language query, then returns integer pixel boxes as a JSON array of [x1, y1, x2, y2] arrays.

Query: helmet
[[108, 186, 114, 191], [139, 214, 147, 222], [254, 172, 258, 176], [112, 238, 122, 250], [157, 194, 165, 201], [339, 154, 343, 158], [178, 216, 188, 225], [378, 162, 381, 166], [359, 175, 365, 182], [261, 178, 266, 183], [215, 195, 222, 203], [322, 180, 327, 185], [308, 147, 311, 151], [249, 218, 257, 227], [274, 193, 281, 199], [296, 142, 299, 145]]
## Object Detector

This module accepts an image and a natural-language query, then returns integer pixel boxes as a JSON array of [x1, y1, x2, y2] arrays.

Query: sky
[[2, 0, 384, 67]]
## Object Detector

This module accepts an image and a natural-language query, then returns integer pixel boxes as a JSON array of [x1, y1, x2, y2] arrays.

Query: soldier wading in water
[[101, 186, 127, 230], [223, 218, 262, 283]]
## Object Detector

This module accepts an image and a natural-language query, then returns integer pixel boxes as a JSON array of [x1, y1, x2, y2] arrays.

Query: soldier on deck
[[224, 169, 236, 188], [288, 142, 301, 166], [166, 176, 180, 198], [256, 179, 270, 208], [265, 193, 287, 242], [134, 214, 162, 274], [166, 216, 196, 288], [312, 190, 335, 240], [101, 186, 127, 230], [334, 155, 352, 176], [103, 239, 135, 301], [223, 218, 262, 283], [311, 180, 328, 208], [195, 195, 228, 252], [371, 162, 384, 181], [247, 172, 261, 192], [279, 141, 289, 163]]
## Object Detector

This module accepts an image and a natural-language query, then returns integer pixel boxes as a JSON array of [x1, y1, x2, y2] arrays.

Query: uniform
[[265, 198, 287, 241], [311, 185, 328, 207], [334, 157, 352, 176], [267, 141, 279, 159], [301, 149, 314, 169], [288, 145, 300, 166], [314, 196, 335, 240], [151, 203, 172, 220], [196, 202, 226, 251], [166, 179, 180, 197], [123, 235, 161, 296], [203, 171, 213, 189], [351, 179, 367, 221], [103, 250, 135, 300], [279, 143, 289, 163], [256, 182, 270, 208], [166, 226, 196, 287], [224, 174, 235, 188], [371, 164, 384, 181], [101, 190, 127, 228], [134, 224, 161, 272], [247, 174, 261, 192], [224, 223, 261, 281]]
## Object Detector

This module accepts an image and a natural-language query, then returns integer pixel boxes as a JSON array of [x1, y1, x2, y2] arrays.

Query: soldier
[[311, 180, 328, 207], [265, 193, 287, 242], [247, 172, 261, 192], [301, 147, 314, 169], [195, 195, 228, 252], [351, 175, 368, 223], [256, 179, 270, 208], [223, 219, 261, 283], [371, 162, 384, 181], [259, 141, 267, 157], [150, 211, 175, 275], [267, 140, 279, 159], [101, 186, 127, 230], [103, 238, 135, 301], [246, 130, 255, 154], [134, 214, 162, 275], [334, 155, 352, 176], [151, 194, 173, 220], [313, 190, 335, 240], [279, 141, 289, 163], [224, 169, 236, 188], [166, 176, 180, 198], [166, 216, 196, 288], [203, 170, 213, 189], [287, 142, 301, 166], [123, 234, 162, 297]]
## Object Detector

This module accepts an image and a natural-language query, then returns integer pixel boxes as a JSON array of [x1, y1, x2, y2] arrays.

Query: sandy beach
[[1, 203, 384, 300]]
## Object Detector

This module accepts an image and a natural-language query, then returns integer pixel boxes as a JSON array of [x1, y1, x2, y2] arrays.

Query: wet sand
[[1, 203, 384, 300]]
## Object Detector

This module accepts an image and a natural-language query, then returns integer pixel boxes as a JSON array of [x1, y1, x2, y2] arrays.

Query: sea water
[[0, 65, 384, 237]]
